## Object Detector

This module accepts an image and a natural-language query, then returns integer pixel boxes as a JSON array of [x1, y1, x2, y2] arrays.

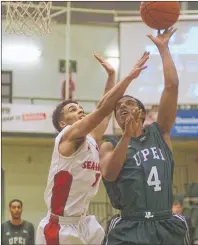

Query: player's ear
[[59, 120, 66, 129]]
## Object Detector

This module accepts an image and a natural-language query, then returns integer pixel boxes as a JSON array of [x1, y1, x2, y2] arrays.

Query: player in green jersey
[[100, 28, 190, 245], [2, 199, 35, 245]]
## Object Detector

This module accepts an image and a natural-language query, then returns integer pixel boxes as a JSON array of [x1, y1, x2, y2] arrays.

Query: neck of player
[[10, 217, 23, 225]]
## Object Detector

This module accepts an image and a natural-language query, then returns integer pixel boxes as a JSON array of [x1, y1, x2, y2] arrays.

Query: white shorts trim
[[47, 212, 86, 225], [174, 214, 190, 245]]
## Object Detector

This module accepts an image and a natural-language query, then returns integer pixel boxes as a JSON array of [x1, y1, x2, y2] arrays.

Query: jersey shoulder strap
[[146, 122, 173, 158], [23, 220, 29, 229], [23, 221, 33, 230], [145, 122, 161, 134], [55, 125, 72, 144]]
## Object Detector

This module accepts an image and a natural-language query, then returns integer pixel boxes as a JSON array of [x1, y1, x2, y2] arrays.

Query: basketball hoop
[[5, 1, 52, 36]]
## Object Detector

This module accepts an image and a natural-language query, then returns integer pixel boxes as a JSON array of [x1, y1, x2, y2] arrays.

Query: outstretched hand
[[127, 51, 150, 80], [124, 108, 143, 137], [147, 27, 177, 49], [94, 53, 115, 76]]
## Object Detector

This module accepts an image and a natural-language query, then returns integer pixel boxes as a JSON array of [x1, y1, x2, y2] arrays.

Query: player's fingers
[[94, 55, 102, 63], [93, 52, 100, 57], [139, 56, 149, 67], [168, 27, 175, 35], [140, 65, 148, 71], [126, 115, 133, 127], [133, 107, 139, 114], [140, 52, 149, 63], [131, 109, 137, 119], [133, 108, 140, 119], [125, 117, 130, 125], [127, 110, 134, 120], [140, 51, 147, 60], [142, 54, 150, 62], [138, 113, 143, 121], [140, 52, 150, 63], [93, 53, 105, 63], [140, 1, 144, 7], [163, 29, 169, 34], [147, 35, 155, 42], [143, 51, 150, 58], [136, 109, 142, 118], [138, 109, 143, 119], [170, 27, 177, 36]]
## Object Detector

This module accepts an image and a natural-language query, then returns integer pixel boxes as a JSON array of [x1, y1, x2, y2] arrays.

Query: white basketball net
[[5, 1, 52, 36]]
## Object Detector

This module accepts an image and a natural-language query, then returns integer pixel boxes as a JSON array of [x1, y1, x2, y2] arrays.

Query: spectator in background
[[172, 199, 184, 215], [2, 199, 35, 245], [172, 199, 193, 244], [61, 72, 75, 100]]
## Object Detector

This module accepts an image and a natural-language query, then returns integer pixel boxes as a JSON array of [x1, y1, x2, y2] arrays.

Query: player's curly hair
[[114, 95, 146, 123], [52, 100, 78, 132]]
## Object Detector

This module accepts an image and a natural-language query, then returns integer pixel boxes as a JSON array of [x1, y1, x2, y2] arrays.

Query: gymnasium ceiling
[[2, 1, 198, 25]]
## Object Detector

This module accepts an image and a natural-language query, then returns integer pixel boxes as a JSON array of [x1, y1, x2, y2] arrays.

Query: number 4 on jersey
[[147, 166, 161, 191]]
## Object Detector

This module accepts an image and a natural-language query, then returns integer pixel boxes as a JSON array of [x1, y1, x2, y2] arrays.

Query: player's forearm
[[159, 46, 179, 88], [89, 74, 131, 142], [96, 73, 115, 109], [90, 73, 115, 142], [98, 75, 134, 115], [104, 72, 116, 95], [103, 133, 131, 181]]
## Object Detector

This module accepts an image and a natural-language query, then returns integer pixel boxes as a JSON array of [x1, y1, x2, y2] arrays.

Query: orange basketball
[[140, 1, 180, 30]]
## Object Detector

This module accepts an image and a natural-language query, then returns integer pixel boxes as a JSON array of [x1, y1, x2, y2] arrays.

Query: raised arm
[[63, 52, 149, 142], [148, 28, 178, 149], [90, 55, 116, 143], [100, 109, 142, 181]]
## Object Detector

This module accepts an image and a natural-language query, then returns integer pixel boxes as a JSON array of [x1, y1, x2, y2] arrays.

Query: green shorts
[[104, 211, 189, 245]]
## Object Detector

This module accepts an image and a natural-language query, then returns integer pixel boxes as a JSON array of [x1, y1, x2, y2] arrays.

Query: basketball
[[140, 1, 180, 30]]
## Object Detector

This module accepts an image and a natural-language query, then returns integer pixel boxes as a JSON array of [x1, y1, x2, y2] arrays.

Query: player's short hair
[[52, 100, 78, 132], [173, 199, 183, 206], [114, 95, 146, 123], [9, 199, 23, 208]]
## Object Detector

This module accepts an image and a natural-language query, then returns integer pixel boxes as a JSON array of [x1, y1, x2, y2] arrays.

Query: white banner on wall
[[2, 104, 113, 135], [2, 104, 56, 133]]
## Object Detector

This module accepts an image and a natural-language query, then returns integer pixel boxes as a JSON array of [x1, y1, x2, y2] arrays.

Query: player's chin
[[13, 214, 21, 219], [121, 114, 130, 122], [117, 117, 125, 129], [79, 115, 85, 120], [78, 115, 85, 120]]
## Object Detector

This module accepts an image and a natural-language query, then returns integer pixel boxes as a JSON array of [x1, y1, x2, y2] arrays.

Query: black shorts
[[104, 212, 190, 245]]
